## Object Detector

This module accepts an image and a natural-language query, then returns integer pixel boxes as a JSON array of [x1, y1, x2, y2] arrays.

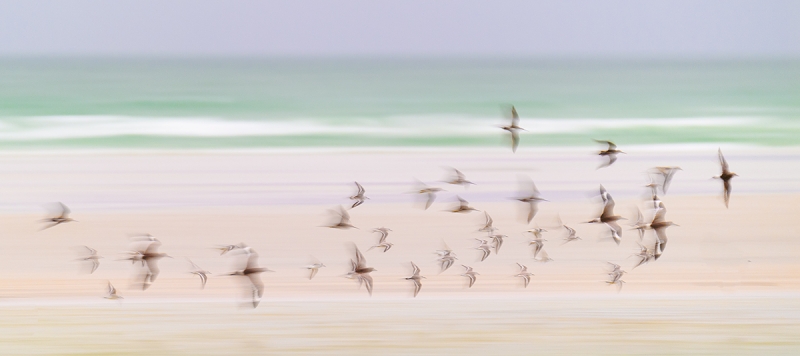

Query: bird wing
[[58, 202, 71, 218], [723, 180, 731, 207], [594, 139, 615, 150], [511, 105, 519, 121], [601, 194, 616, 219], [248, 274, 264, 299], [145, 258, 161, 282], [354, 245, 367, 269], [107, 282, 116, 295], [425, 192, 436, 210], [653, 202, 667, 224], [362, 274, 374, 296], [84, 246, 97, 255], [412, 279, 422, 297], [143, 240, 162, 255], [718, 149, 729, 172], [355, 181, 365, 195], [511, 130, 519, 152], [606, 221, 622, 238], [90, 259, 100, 274], [197, 272, 208, 288], [245, 251, 260, 270], [411, 261, 420, 276], [340, 206, 351, 222]]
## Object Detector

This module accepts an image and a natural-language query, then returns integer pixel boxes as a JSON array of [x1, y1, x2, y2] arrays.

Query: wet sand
[[0, 147, 799, 354]]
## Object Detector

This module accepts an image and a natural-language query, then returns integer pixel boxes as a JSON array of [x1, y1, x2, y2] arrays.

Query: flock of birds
[[50, 106, 737, 308]]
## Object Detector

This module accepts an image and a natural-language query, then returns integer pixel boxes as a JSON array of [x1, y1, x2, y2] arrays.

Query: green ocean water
[[0, 58, 798, 149]]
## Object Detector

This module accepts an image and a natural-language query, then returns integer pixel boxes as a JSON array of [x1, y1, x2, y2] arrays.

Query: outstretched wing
[[718, 149, 729, 172]]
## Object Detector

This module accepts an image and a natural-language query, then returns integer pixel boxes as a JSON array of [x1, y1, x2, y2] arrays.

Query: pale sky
[[0, 0, 798, 58]]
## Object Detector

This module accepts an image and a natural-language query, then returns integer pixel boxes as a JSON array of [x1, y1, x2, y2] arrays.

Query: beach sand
[[0, 147, 799, 354]]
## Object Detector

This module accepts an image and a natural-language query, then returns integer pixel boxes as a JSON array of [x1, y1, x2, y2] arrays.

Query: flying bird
[[349, 181, 368, 208], [650, 202, 678, 260], [367, 227, 394, 252], [435, 241, 458, 273], [305, 256, 326, 280], [405, 261, 425, 297], [325, 205, 357, 229], [187, 258, 211, 289], [122, 238, 171, 290], [412, 180, 444, 210], [515, 263, 534, 288], [450, 196, 479, 213], [40, 202, 76, 230], [501, 106, 526, 152], [77, 246, 102, 274], [526, 227, 547, 258], [586, 185, 626, 245], [227, 247, 273, 308], [489, 234, 506, 254], [104, 281, 123, 300], [444, 167, 475, 187], [515, 176, 548, 223], [478, 212, 497, 234], [650, 166, 682, 194], [474, 238, 491, 261], [461, 265, 480, 288], [346, 244, 376, 296], [713, 149, 737, 208], [595, 140, 625, 168]]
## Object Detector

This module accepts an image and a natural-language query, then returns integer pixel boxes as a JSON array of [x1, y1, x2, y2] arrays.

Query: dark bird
[[444, 167, 475, 187], [40, 202, 76, 230], [77, 246, 102, 274], [586, 185, 626, 245], [349, 181, 368, 208], [713, 149, 738, 208], [595, 140, 625, 168], [501, 106, 526, 152], [325, 205, 357, 229], [227, 247, 273, 308], [346, 244, 376, 296], [405, 261, 425, 297], [515, 176, 548, 223], [650, 202, 678, 260], [187, 258, 211, 289], [123, 239, 172, 290], [450, 196, 479, 213]]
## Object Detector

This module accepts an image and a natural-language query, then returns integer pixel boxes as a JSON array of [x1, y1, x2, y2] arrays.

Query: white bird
[[187, 258, 211, 289], [78, 246, 102, 274], [405, 261, 425, 297], [515, 263, 534, 287], [104, 281, 123, 300], [461, 265, 479, 288]]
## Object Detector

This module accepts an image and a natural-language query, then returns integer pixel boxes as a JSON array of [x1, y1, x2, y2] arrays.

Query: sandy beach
[[0, 147, 798, 354]]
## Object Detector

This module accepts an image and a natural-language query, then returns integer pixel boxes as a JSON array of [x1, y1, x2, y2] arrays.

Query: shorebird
[[650, 166, 682, 194], [461, 265, 479, 288], [645, 179, 662, 210], [501, 105, 526, 152], [527, 227, 547, 258], [631, 208, 648, 241], [595, 140, 625, 168], [444, 167, 475, 187], [326, 205, 357, 229], [479, 212, 497, 234], [515, 176, 548, 223], [187, 258, 211, 289], [104, 282, 123, 300], [405, 261, 425, 297], [586, 185, 626, 244], [713, 149, 737, 208], [450, 196, 479, 213], [346, 244, 376, 296], [350, 181, 368, 209], [40, 202, 76, 230], [78, 246, 102, 274], [650, 202, 678, 260], [436, 241, 458, 273], [214, 243, 245, 255], [607, 278, 625, 292], [489, 234, 506, 254], [413, 180, 444, 210], [632, 242, 655, 269], [124, 239, 172, 290], [515, 263, 534, 287], [606, 262, 626, 282], [368, 227, 394, 252], [227, 247, 273, 308], [305, 262, 326, 280], [536, 249, 553, 262], [556, 215, 581, 244], [474, 238, 491, 261]]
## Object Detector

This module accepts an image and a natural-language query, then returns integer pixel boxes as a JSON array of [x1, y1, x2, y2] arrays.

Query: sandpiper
[[40, 202, 76, 230], [187, 258, 211, 289], [214, 243, 245, 255], [104, 281, 123, 300], [515, 176, 548, 223], [713, 149, 737, 208], [227, 247, 273, 308], [489, 234, 506, 254], [326, 205, 357, 229], [474, 238, 491, 261], [650, 201, 678, 259], [607, 278, 625, 292], [606, 262, 626, 282], [346, 244, 376, 296], [515, 263, 534, 288], [444, 167, 475, 187], [632, 242, 655, 269], [536, 249, 553, 262], [461, 265, 480, 288], [450, 196, 479, 213], [595, 140, 625, 168], [368, 227, 394, 252], [413, 180, 444, 210], [586, 185, 626, 245], [526, 227, 547, 258], [124, 239, 172, 290], [350, 181, 369, 209], [305, 259, 326, 280], [631, 208, 648, 241], [78, 246, 102, 274], [405, 261, 425, 297], [479, 212, 497, 234], [650, 166, 682, 194], [501, 106, 526, 153], [436, 241, 458, 273]]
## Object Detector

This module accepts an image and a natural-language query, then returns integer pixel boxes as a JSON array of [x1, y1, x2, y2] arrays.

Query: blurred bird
[[631, 208, 648, 241], [478, 212, 497, 234], [515, 263, 534, 288], [405, 261, 425, 297], [474, 238, 491, 261], [536, 249, 553, 263], [713, 149, 737, 208], [368, 227, 393, 252], [527, 227, 547, 258], [104, 281, 123, 300], [650, 166, 682, 194], [461, 265, 479, 288], [123, 239, 172, 290], [214, 243, 245, 256], [436, 241, 458, 273], [227, 247, 273, 308], [412, 180, 444, 210], [40, 202, 76, 230], [595, 140, 625, 168], [77, 246, 102, 274], [515, 176, 548, 223], [305, 261, 325, 280], [586, 185, 626, 244], [501, 106, 526, 152], [326, 205, 357, 229], [346, 244, 376, 296], [606, 262, 626, 282], [444, 167, 475, 187], [187, 258, 210, 289], [606, 278, 625, 292], [650, 202, 678, 260], [489, 234, 506, 254], [350, 181, 368, 208], [557, 215, 581, 244], [450, 196, 479, 213], [632, 242, 655, 269]]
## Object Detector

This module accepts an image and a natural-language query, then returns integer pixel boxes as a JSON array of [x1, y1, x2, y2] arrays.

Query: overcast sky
[[0, 0, 798, 58]]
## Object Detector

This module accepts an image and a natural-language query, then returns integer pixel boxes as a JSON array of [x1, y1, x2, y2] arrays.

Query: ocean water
[[0, 58, 798, 149]]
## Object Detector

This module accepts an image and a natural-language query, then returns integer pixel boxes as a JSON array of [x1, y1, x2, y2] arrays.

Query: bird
[[305, 256, 326, 280], [650, 202, 678, 260], [444, 167, 475, 187], [412, 180, 444, 210], [325, 205, 357, 229], [527, 227, 547, 258], [405, 261, 425, 297], [214, 243, 245, 255], [713, 149, 737, 208], [474, 238, 491, 261], [349, 182, 368, 208], [606, 262, 626, 282], [632, 242, 655, 269], [227, 247, 273, 308], [346, 244, 376, 296], [461, 265, 480, 288], [650, 166, 682, 194], [478, 212, 497, 234], [586, 185, 626, 244], [515, 177, 548, 223], [515, 263, 534, 287], [367, 227, 394, 252], [645, 179, 662, 210], [450, 196, 479, 213], [123, 239, 172, 290], [77, 246, 102, 274], [631, 208, 648, 241], [501, 106, 526, 152], [40, 202, 76, 230], [595, 140, 625, 168], [606, 278, 626, 292], [489, 234, 506, 254], [435, 241, 458, 273], [536, 249, 553, 263], [187, 258, 211, 289], [104, 281, 123, 300], [556, 215, 582, 244]]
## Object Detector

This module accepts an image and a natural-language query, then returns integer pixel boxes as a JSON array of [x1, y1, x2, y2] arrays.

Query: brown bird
[[595, 140, 625, 168], [444, 167, 475, 187], [349, 181, 368, 208], [450, 196, 479, 213], [405, 261, 425, 297], [123, 239, 172, 290], [346, 244, 376, 296], [586, 185, 626, 244], [40, 202, 76, 230], [650, 202, 678, 260], [461, 265, 480, 287], [713, 149, 738, 208], [501, 106, 526, 152], [227, 247, 273, 308], [325, 205, 357, 229], [413, 180, 444, 210], [515, 263, 534, 288], [515, 176, 548, 223]]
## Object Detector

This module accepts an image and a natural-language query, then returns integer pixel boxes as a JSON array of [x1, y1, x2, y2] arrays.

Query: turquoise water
[[0, 58, 799, 149]]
